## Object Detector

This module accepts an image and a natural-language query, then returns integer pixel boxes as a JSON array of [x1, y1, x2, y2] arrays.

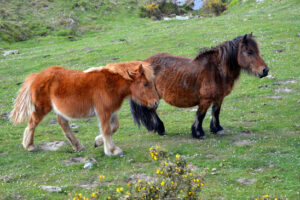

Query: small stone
[[3, 50, 19, 56], [1, 112, 10, 120], [39, 185, 62, 193], [81, 47, 93, 51], [49, 118, 57, 125], [70, 123, 80, 129], [219, 163, 224, 167], [236, 178, 257, 185], [267, 95, 283, 99], [258, 84, 269, 89], [234, 140, 253, 146], [111, 57, 119, 61], [272, 49, 284, 53], [84, 162, 93, 169], [119, 39, 126, 42], [275, 87, 293, 93], [297, 33, 300, 37], [266, 74, 275, 79], [212, 168, 217, 172], [0, 175, 13, 183]]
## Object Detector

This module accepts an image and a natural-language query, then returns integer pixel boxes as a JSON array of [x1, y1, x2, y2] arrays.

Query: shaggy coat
[[11, 61, 159, 156], [130, 34, 269, 139]]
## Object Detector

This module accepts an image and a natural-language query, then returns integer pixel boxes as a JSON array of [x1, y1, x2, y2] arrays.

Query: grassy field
[[0, 0, 299, 199]]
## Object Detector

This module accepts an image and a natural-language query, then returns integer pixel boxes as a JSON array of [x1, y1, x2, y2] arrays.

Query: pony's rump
[[10, 73, 37, 124]]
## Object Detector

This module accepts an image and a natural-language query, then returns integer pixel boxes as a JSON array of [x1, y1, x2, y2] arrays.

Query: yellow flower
[[156, 186, 159, 190], [107, 197, 111, 200], [138, 179, 141, 183], [154, 156, 157, 160], [79, 193, 82, 198], [180, 190, 183, 193], [164, 162, 168, 166], [126, 191, 132, 195], [161, 181, 165, 186], [150, 186, 153, 189], [156, 169, 160, 174], [176, 154, 180, 159], [91, 193, 97, 198], [201, 183, 204, 187]]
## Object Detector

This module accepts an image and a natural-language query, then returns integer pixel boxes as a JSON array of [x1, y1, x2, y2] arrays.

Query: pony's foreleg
[[23, 111, 45, 151], [94, 112, 119, 147], [57, 115, 85, 152], [98, 113, 123, 156], [210, 100, 225, 135], [191, 101, 211, 139]]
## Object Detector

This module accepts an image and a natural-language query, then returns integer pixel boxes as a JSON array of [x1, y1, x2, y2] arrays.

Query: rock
[[77, 180, 98, 189], [272, 49, 284, 53], [274, 79, 297, 85], [119, 39, 127, 42], [111, 57, 119, 61], [49, 118, 57, 125], [258, 84, 269, 89], [176, 15, 190, 20], [39, 141, 66, 151], [39, 185, 62, 193], [236, 178, 257, 185], [83, 162, 93, 170], [70, 123, 80, 129], [63, 156, 96, 166], [212, 168, 217, 172], [267, 95, 283, 99], [81, 47, 93, 51], [125, 173, 156, 183], [1, 112, 10, 120], [297, 33, 300, 37], [0, 175, 13, 183], [275, 87, 293, 93], [266, 74, 275, 79], [234, 140, 253, 146], [3, 50, 19, 56]]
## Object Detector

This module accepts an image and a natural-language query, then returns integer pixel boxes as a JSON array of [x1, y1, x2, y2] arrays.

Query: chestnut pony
[[11, 61, 159, 156], [130, 34, 269, 139]]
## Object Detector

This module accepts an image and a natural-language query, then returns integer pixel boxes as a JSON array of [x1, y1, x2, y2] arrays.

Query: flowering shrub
[[72, 146, 206, 200], [139, 3, 162, 20], [202, 0, 227, 16]]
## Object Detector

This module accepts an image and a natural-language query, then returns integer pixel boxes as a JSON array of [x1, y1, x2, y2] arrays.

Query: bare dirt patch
[[274, 79, 297, 85], [39, 185, 62, 193], [39, 141, 66, 151], [274, 87, 293, 93], [233, 140, 253, 146], [63, 155, 96, 166], [125, 173, 156, 183], [0, 112, 10, 120], [236, 178, 257, 185]]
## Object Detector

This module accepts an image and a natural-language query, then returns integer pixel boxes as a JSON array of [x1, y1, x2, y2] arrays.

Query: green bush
[[55, 29, 76, 36], [202, 0, 228, 16], [229, 0, 240, 8]]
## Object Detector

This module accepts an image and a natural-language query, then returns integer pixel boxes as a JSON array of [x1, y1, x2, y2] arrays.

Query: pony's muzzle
[[259, 67, 269, 78], [149, 100, 159, 109]]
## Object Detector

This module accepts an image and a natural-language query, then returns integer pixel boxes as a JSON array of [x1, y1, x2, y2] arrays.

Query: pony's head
[[237, 33, 269, 78], [105, 61, 159, 109], [127, 62, 159, 109]]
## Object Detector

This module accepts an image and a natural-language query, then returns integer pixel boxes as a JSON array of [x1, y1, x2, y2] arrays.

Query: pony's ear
[[242, 34, 248, 44], [138, 64, 144, 75], [249, 32, 253, 37]]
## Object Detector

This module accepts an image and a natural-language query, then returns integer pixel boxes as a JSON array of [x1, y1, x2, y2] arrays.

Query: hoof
[[75, 145, 85, 152], [27, 145, 37, 152], [94, 136, 104, 147], [217, 130, 225, 135], [199, 135, 206, 140], [105, 146, 123, 156]]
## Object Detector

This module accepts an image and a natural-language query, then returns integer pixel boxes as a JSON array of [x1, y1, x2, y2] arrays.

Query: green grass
[[0, 0, 300, 199]]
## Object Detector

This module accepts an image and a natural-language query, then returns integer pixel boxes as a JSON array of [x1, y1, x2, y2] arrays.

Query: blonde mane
[[85, 61, 154, 81]]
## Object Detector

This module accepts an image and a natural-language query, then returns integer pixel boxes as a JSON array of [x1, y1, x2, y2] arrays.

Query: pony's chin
[[131, 98, 153, 110]]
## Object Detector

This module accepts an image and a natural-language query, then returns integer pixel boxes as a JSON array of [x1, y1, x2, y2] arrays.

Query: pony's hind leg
[[23, 111, 47, 151], [210, 101, 225, 135], [191, 100, 211, 139], [57, 115, 85, 152]]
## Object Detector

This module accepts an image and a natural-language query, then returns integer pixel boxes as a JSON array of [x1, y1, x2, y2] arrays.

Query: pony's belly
[[162, 93, 199, 108], [52, 102, 94, 121]]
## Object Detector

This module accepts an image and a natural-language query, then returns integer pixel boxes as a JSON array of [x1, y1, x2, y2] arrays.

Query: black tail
[[130, 99, 165, 135]]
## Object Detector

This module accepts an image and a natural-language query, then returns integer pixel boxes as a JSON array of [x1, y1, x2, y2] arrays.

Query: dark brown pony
[[130, 34, 269, 139], [11, 61, 159, 156]]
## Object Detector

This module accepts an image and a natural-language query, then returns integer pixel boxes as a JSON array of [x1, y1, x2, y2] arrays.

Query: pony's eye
[[144, 83, 149, 87], [248, 50, 253, 55]]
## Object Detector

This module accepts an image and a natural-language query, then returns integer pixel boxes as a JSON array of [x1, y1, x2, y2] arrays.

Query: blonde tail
[[10, 74, 37, 124]]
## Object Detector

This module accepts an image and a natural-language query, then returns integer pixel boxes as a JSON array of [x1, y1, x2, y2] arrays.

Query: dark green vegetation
[[0, 0, 299, 199]]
